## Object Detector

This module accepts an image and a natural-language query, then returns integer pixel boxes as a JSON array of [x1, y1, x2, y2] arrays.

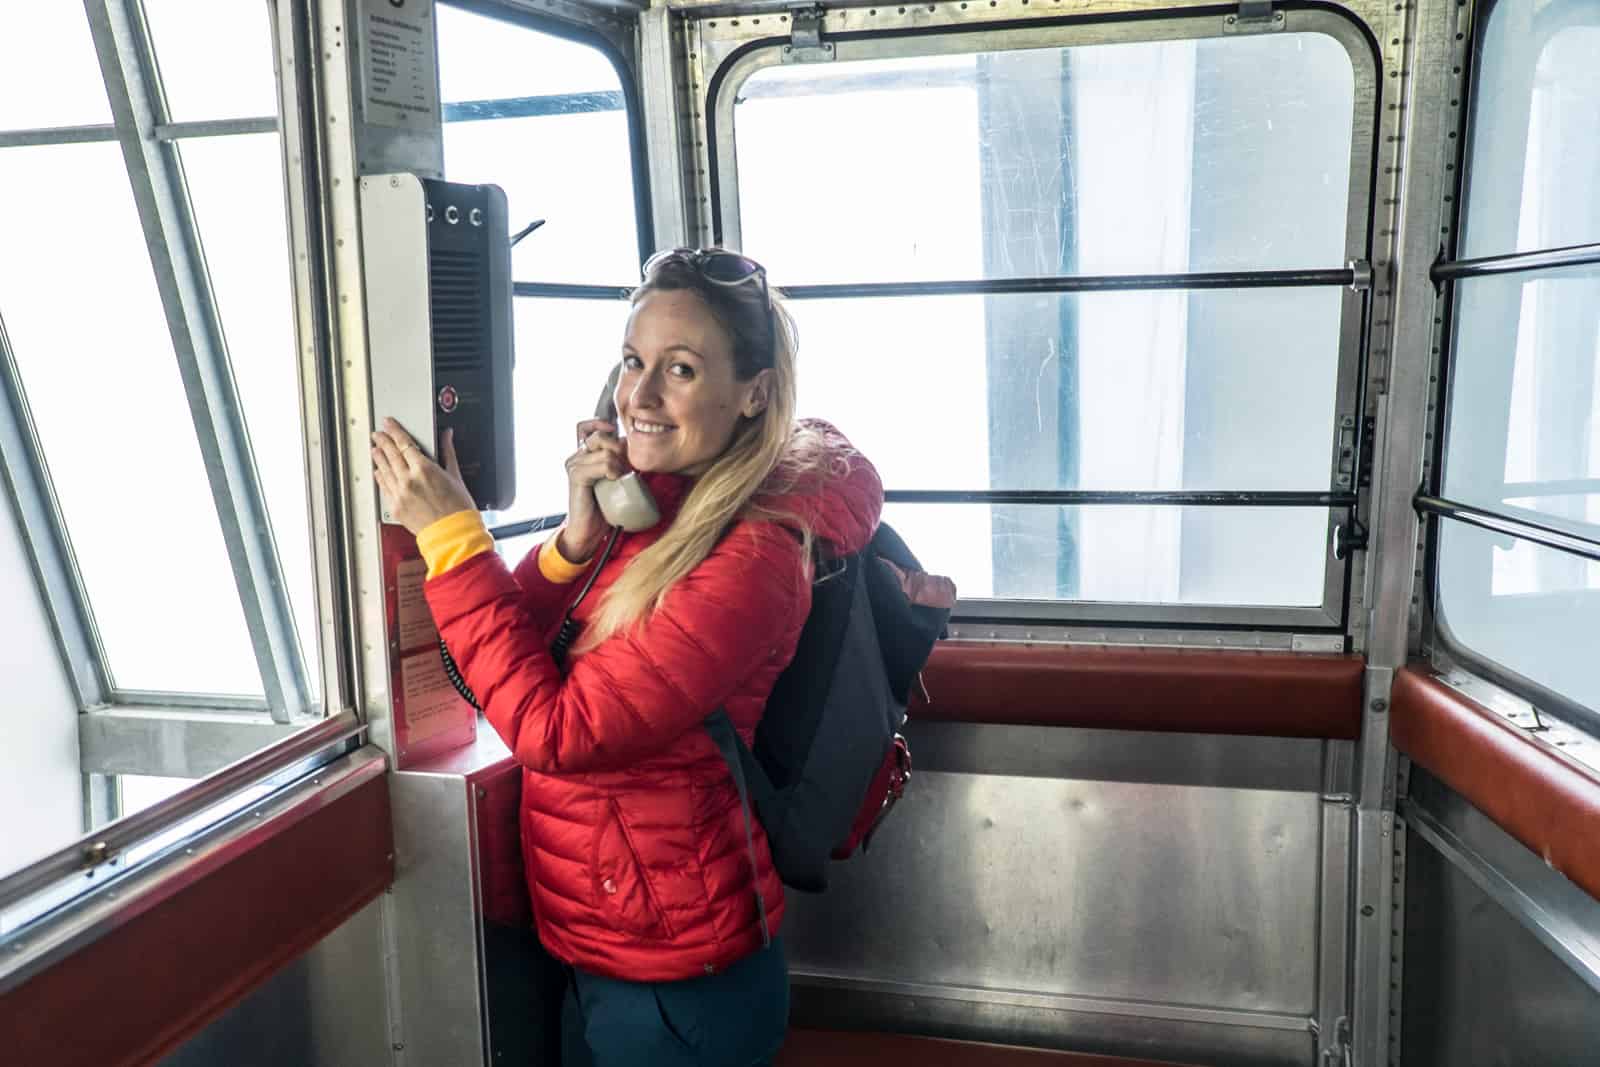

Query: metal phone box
[[361, 173, 515, 521]]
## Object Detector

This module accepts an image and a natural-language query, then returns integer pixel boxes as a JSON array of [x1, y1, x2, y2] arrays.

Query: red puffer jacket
[[425, 421, 882, 981]]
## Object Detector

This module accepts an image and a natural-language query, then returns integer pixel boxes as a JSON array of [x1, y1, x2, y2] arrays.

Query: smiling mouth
[[630, 418, 676, 436]]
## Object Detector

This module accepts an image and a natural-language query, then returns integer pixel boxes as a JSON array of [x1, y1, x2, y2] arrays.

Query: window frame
[[0, 2, 312, 721], [0, 0, 345, 833], [439, 0, 654, 282], [0, 0, 368, 969], [1424, 0, 1600, 734], [437, 0, 654, 530], [696, 7, 1381, 632]]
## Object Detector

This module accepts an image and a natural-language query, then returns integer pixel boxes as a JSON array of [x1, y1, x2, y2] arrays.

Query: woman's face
[[616, 288, 770, 476]]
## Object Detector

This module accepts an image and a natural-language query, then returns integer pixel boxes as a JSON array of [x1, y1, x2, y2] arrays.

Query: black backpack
[[704, 522, 954, 941]]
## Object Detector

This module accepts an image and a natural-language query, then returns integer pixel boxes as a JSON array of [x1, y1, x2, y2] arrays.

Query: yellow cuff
[[416, 510, 493, 579], [538, 530, 590, 584]]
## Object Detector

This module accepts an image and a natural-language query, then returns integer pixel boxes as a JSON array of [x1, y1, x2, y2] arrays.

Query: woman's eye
[[669, 363, 695, 380], [621, 354, 643, 371]]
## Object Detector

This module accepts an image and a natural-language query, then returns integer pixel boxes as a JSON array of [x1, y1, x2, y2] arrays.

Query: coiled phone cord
[[440, 524, 623, 710]]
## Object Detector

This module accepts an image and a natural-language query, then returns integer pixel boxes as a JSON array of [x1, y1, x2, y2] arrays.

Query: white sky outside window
[[142, 0, 280, 122], [0, 142, 262, 696], [436, 5, 622, 99], [0, 7, 112, 129], [181, 133, 319, 679], [443, 114, 639, 284]]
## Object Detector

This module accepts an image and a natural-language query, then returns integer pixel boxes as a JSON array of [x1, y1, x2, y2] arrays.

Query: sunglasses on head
[[642, 248, 776, 367]]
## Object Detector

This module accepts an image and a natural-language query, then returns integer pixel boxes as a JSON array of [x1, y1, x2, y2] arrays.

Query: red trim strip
[[0, 761, 394, 1067], [911, 643, 1363, 739], [1392, 666, 1600, 903]]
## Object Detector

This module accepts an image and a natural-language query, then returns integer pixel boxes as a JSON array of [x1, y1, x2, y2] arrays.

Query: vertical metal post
[[286, 0, 407, 759], [272, 0, 360, 729], [638, 7, 694, 253], [83, 773, 121, 829], [1316, 739, 1355, 1065], [82, 0, 311, 722], [1353, 1, 1468, 1062]]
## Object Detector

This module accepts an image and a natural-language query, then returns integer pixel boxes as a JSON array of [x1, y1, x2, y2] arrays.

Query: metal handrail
[[0, 711, 364, 910], [515, 266, 1358, 302], [1432, 241, 1600, 283], [886, 489, 1358, 508], [1415, 494, 1600, 564]]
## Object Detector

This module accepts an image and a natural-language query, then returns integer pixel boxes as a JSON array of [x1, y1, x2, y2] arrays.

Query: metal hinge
[[783, 4, 834, 63], [1336, 414, 1358, 490], [1225, 0, 1285, 33]]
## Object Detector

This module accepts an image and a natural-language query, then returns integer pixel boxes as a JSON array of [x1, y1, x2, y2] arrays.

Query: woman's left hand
[[372, 417, 477, 534]]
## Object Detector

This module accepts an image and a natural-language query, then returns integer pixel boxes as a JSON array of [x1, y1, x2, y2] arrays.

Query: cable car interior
[[2, 0, 1598, 1064]]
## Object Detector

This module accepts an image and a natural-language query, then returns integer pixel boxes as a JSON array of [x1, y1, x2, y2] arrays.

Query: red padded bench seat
[[778, 1030, 1204, 1066]]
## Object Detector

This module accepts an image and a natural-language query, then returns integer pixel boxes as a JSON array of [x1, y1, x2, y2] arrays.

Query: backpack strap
[[704, 709, 772, 948]]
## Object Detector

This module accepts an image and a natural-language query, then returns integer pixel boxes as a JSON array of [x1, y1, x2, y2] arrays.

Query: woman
[[371, 248, 883, 1066]]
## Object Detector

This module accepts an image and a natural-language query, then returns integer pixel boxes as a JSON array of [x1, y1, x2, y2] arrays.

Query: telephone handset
[[589, 364, 660, 532]]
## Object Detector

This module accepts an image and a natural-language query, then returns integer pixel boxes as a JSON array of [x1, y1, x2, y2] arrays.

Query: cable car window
[[1437, 524, 1600, 715], [0, 6, 111, 129], [1459, 4, 1600, 258], [437, 2, 644, 525], [735, 37, 1355, 284], [0, 143, 263, 695], [141, 0, 280, 124], [1434, 0, 1600, 720], [720, 26, 1367, 617], [787, 289, 1341, 607], [0, 0, 326, 882], [1443, 272, 1600, 539]]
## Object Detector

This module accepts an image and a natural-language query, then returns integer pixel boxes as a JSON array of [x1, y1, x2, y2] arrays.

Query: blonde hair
[[577, 259, 830, 651]]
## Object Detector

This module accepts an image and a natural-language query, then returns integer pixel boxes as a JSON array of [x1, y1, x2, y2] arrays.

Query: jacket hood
[[755, 419, 882, 556]]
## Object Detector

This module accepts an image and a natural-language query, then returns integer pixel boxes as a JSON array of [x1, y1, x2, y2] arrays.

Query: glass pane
[[437, 4, 621, 99], [483, 297, 634, 527], [0, 496, 84, 877], [1438, 521, 1600, 714], [0, 143, 259, 695], [438, 4, 639, 284], [493, 526, 556, 568], [142, 0, 279, 122], [118, 775, 191, 818], [734, 34, 1355, 284], [1461, 1, 1600, 257], [1443, 270, 1600, 541], [787, 289, 1342, 493], [443, 112, 639, 284], [885, 503, 1328, 605], [180, 133, 318, 679], [0, 6, 112, 129]]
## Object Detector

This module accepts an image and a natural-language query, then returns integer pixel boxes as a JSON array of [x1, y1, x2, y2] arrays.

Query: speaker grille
[[430, 247, 485, 371]]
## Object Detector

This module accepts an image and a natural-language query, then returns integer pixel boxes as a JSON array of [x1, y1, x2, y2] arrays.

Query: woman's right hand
[[559, 419, 628, 562]]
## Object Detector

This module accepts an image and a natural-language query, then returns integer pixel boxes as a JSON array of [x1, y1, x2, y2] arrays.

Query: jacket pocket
[[595, 798, 677, 941]]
